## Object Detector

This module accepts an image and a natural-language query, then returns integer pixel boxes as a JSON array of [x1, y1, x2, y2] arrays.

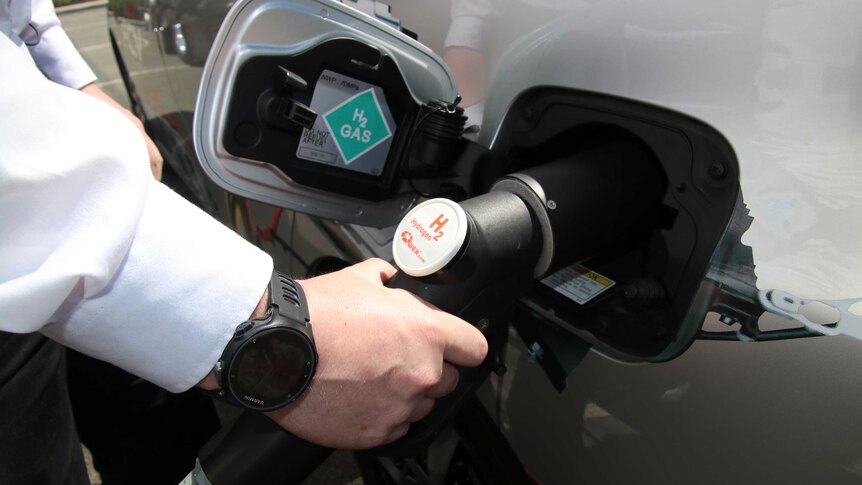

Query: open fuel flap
[[194, 0, 459, 227]]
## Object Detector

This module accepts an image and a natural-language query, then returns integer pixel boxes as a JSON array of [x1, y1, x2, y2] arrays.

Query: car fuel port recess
[[392, 198, 469, 277]]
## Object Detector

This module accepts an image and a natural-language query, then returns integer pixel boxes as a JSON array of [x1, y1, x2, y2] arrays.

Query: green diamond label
[[297, 71, 395, 175], [323, 89, 392, 165]]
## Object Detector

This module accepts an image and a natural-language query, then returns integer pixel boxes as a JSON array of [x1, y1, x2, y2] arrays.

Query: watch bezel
[[213, 272, 317, 412], [223, 323, 317, 411]]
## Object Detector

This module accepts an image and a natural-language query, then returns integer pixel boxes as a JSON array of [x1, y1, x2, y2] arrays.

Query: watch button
[[235, 321, 254, 336]]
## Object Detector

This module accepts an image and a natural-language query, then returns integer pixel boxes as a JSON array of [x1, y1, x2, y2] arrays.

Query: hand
[[79, 83, 164, 180], [266, 258, 488, 449]]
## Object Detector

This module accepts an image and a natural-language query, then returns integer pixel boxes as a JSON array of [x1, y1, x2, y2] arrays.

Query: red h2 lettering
[[430, 213, 448, 233], [430, 214, 448, 241]]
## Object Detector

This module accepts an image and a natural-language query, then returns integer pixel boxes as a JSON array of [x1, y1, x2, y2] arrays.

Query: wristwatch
[[210, 271, 317, 412]]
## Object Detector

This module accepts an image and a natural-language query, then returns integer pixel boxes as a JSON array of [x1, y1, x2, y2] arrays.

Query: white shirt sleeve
[[0, 35, 273, 392], [9, 0, 97, 88]]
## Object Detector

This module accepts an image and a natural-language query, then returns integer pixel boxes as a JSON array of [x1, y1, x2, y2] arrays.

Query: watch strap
[[270, 271, 311, 334], [202, 271, 315, 407]]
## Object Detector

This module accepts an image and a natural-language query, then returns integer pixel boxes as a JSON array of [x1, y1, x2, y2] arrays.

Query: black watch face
[[229, 328, 315, 410]]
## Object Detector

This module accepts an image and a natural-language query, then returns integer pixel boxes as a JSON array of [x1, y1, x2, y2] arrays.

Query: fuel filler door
[[194, 0, 458, 227]]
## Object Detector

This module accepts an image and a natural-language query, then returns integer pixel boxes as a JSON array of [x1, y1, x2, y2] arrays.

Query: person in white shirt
[[7, 1, 208, 481], [0, 1, 487, 483], [7, 0, 164, 180]]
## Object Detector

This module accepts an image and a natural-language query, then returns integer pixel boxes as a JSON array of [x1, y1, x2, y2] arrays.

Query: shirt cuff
[[28, 25, 97, 89], [42, 182, 273, 392]]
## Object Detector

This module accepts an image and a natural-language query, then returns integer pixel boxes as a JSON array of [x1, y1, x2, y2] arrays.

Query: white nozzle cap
[[392, 198, 469, 277]]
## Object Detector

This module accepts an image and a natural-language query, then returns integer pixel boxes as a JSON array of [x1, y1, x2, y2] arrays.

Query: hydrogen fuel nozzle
[[377, 138, 666, 455], [192, 138, 666, 482]]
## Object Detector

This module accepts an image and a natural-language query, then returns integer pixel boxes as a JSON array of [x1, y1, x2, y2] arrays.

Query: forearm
[[80, 83, 131, 115]]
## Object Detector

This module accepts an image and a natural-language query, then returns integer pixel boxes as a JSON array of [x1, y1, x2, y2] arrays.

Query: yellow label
[[542, 264, 616, 305]]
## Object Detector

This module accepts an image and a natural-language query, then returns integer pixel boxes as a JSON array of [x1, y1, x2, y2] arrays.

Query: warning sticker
[[541, 264, 615, 305], [296, 70, 395, 176]]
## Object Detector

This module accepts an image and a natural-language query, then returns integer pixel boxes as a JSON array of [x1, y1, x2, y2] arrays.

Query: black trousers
[[66, 349, 221, 485], [0, 331, 222, 485], [0, 332, 89, 485]]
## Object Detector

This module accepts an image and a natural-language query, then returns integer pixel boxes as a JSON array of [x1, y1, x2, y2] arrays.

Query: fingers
[[383, 396, 435, 446], [426, 363, 460, 399], [408, 397, 435, 422], [438, 315, 488, 367], [341, 256, 486, 364], [352, 257, 397, 283], [385, 422, 411, 444], [388, 368, 456, 444], [356, 257, 488, 367], [359, 258, 487, 367]]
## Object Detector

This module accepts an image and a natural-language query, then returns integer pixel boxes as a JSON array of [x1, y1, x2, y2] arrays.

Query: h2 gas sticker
[[296, 70, 395, 176]]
